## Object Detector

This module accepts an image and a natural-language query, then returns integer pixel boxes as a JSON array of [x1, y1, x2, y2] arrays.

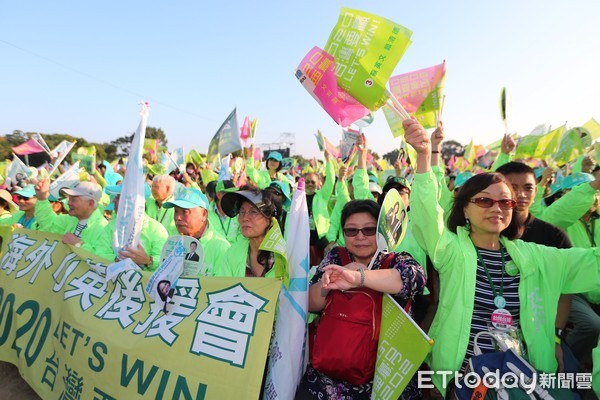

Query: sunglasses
[[305, 180, 317, 184], [15, 195, 33, 201], [343, 226, 377, 237], [469, 197, 516, 210]]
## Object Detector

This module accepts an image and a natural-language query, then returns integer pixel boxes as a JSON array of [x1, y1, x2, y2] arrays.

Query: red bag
[[311, 247, 394, 385]]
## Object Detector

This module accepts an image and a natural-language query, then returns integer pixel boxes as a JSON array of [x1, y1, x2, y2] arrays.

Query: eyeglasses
[[469, 197, 516, 210], [238, 209, 262, 218], [305, 180, 317, 184], [343, 226, 377, 237], [15, 195, 33, 201]]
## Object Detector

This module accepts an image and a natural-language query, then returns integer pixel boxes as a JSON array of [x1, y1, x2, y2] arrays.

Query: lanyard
[[475, 247, 505, 298]]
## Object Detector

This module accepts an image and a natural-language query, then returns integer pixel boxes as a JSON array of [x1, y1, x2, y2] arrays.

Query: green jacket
[[196, 223, 231, 277], [534, 183, 596, 230], [215, 237, 282, 278], [245, 159, 293, 189], [411, 170, 600, 394], [594, 338, 600, 397], [95, 215, 169, 270], [145, 197, 178, 236], [352, 168, 374, 201], [309, 160, 335, 239], [207, 203, 242, 244], [326, 180, 351, 245], [0, 210, 38, 230], [34, 199, 108, 255]]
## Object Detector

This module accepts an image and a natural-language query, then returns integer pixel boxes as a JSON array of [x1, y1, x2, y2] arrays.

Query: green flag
[[463, 139, 476, 167], [259, 219, 289, 288], [514, 125, 564, 159], [552, 127, 591, 165], [583, 118, 600, 141], [324, 8, 412, 110]]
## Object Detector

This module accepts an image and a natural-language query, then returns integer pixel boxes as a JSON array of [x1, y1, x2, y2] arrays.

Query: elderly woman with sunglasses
[[296, 199, 426, 400], [0, 185, 38, 230], [404, 118, 600, 396]]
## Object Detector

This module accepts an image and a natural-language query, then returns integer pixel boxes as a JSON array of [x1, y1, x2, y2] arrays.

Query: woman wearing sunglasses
[[297, 199, 426, 399], [404, 118, 600, 397]]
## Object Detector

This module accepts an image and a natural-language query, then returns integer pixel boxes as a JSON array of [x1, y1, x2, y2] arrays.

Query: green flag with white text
[[324, 8, 412, 111]]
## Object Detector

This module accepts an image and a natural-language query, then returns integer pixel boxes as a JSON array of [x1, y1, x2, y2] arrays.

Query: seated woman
[[217, 185, 285, 278], [404, 118, 600, 397], [296, 199, 426, 400]]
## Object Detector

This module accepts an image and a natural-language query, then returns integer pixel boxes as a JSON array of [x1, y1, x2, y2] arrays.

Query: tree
[[108, 125, 167, 159]]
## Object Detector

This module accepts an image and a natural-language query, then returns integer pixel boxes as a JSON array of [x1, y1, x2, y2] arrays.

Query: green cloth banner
[[0, 227, 280, 400], [324, 8, 412, 111], [514, 125, 564, 160]]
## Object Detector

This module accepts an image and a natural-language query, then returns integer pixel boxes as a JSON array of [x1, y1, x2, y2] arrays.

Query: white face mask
[[186, 169, 195, 174]]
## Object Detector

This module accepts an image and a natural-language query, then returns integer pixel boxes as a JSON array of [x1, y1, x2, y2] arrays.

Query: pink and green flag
[[324, 8, 413, 111], [296, 46, 370, 127]]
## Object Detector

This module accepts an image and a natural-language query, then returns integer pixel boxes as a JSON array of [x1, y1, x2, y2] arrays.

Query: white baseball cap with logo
[[60, 181, 103, 202]]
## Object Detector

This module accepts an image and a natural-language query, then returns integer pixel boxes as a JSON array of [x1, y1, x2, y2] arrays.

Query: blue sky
[[1, 1, 598, 159]]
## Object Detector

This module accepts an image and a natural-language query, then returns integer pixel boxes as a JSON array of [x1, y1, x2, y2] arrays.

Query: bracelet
[[358, 268, 365, 287], [431, 150, 441, 154]]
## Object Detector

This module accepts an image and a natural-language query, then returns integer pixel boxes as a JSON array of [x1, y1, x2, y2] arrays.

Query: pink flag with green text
[[296, 46, 370, 127], [389, 62, 446, 113]]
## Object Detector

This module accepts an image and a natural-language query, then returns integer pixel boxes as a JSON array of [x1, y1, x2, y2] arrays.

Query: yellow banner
[[0, 227, 281, 399]]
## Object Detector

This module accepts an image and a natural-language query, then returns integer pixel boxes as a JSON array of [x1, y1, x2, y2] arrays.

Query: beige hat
[[60, 181, 103, 202], [0, 189, 17, 213]]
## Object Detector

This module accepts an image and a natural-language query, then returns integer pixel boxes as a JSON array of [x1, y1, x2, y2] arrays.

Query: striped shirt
[[464, 247, 521, 366]]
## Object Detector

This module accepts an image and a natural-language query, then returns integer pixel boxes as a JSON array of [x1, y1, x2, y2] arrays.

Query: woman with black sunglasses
[[296, 199, 425, 399], [404, 118, 600, 397]]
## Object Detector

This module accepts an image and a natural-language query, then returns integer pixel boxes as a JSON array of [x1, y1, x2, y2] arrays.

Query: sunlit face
[[304, 173, 320, 195], [174, 206, 208, 238], [151, 181, 172, 203], [464, 182, 513, 236], [237, 202, 270, 239], [16, 195, 36, 212], [67, 196, 95, 219], [266, 159, 280, 172], [343, 212, 378, 263], [504, 173, 536, 213]]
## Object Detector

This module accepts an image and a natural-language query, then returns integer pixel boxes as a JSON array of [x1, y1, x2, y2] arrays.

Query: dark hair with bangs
[[341, 199, 381, 229], [447, 172, 523, 240]]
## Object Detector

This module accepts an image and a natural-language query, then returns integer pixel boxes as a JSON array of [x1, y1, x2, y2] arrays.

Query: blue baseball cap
[[163, 187, 209, 210], [267, 181, 292, 208], [15, 184, 36, 199], [455, 172, 475, 189], [561, 172, 594, 191], [267, 152, 283, 163]]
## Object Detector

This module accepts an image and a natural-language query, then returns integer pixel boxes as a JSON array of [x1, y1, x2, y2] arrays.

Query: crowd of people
[[1, 118, 600, 399]]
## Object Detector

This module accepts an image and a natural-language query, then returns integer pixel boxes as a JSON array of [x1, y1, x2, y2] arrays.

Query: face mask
[[186, 169, 195, 174]]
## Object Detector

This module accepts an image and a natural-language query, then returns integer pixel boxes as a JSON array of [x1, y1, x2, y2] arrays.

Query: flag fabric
[[295, 46, 370, 127], [207, 108, 242, 159], [583, 118, 600, 141], [341, 128, 360, 162], [514, 125, 564, 159], [264, 181, 310, 399], [317, 131, 341, 159], [186, 149, 205, 167], [552, 127, 589, 165], [240, 116, 251, 144], [314, 132, 325, 152], [143, 138, 159, 162], [47, 141, 76, 177], [218, 154, 232, 181], [259, 219, 289, 288], [112, 103, 149, 256], [30, 133, 51, 154], [49, 161, 81, 200], [463, 139, 476, 167], [382, 103, 405, 138], [7, 155, 31, 187], [324, 8, 413, 110], [71, 145, 96, 174], [250, 118, 258, 139], [12, 138, 46, 155]]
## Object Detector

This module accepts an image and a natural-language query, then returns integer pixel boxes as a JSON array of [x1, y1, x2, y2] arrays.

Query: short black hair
[[341, 200, 381, 229], [495, 162, 535, 178]]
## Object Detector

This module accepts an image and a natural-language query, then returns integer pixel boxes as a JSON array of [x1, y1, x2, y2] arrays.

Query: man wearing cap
[[146, 174, 178, 236], [163, 186, 230, 276], [34, 179, 108, 254], [95, 185, 168, 270], [207, 180, 242, 244], [0, 185, 38, 230]]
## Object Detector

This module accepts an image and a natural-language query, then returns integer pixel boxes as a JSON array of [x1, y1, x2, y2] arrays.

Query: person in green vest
[[33, 180, 107, 255], [162, 186, 230, 277], [146, 174, 178, 236], [0, 185, 38, 229], [216, 186, 284, 278], [405, 118, 600, 396], [95, 185, 168, 270]]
